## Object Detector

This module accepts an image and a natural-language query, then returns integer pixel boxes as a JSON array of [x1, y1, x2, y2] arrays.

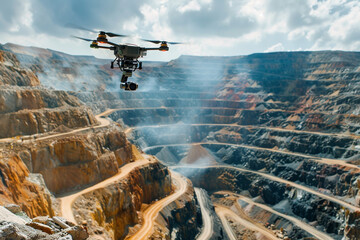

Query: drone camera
[[120, 82, 138, 91]]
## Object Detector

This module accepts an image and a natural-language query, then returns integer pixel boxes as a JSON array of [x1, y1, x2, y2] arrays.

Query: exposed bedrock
[[0, 155, 53, 218], [131, 125, 360, 159], [0, 49, 40, 86], [3, 44, 360, 239], [72, 162, 172, 240], [211, 192, 314, 239], [2, 43, 115, 92], [17, 127, 135, 195], [0, 86, 81, 114], [0, 106, 97, 138], [110, 107, 360, 134], [0, 47, 98, 139], [148, 142, 360, 199], [174, 166, 354, 237], [193, 188, 227, 240], [153, 178, 202, 240]]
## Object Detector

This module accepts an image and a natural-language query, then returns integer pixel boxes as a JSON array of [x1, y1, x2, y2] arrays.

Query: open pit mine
[[0, 42, 360, 240]]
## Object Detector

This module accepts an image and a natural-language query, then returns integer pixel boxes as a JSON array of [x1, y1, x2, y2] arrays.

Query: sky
[[0, 0, 360, 61]]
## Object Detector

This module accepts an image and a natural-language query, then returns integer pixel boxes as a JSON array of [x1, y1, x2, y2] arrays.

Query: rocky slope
[[72, 51, 360, 239], [0, 204, 88, 240], [0, 43, 203, 239], [0, 47, 97, 139], [2, 43, 115, 92], [2, 42, 360, 239], [72, 161, 172, 239]]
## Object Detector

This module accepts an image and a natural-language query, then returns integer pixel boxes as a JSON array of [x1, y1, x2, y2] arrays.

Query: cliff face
[[0, 47, 98, 138], [0, 45, 112, 219], [0, 154, 53, 218], [17, 127, 134, 195], [0, 106, 97, 138], [153, 178, 201, 240], [0, 87, 81, 114], [72, 162, 171, 240], [0, 49, 40, 86], [2, 43, 115, 92]]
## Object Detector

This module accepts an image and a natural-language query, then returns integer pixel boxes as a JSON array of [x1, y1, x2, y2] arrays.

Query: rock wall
[[2, 43, 115, 92], [175, 166, 350, 236], [0, 49, 40, 86], [152, 178, 201, 240], [0, 106, 97, 138], [0, 86, 81, 114], [0, 155, 53, 218], [0, 47, 98, 139], [18, 127, 135, 195], [72, 162, 171, 240]]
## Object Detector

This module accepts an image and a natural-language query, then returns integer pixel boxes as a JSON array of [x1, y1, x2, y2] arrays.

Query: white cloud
[[328, 5, 360, 41], [265, 43, 285, 52], [1, 0, 360, 61], [122, 17, 140, 32], [178, 0, 202, 13]]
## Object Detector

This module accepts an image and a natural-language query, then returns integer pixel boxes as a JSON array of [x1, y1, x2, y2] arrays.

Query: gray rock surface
[[0, 206, 27, 224]]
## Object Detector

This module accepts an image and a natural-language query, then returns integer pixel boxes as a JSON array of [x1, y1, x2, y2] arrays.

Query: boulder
[[26, 222, 53, 234], [0, 207, 26, 224], [0, 222, 29, 240], [65, 226, 89, 240], [4, 204, 22, 214]]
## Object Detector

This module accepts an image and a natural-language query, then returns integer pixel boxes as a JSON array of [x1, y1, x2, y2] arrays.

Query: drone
[[72, 26, 181, 91]]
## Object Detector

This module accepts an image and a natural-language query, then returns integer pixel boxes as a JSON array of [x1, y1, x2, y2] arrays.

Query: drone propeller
[[72, 36, 95, 42], [105, 32, 128, 38], [66, 23, 129, 38], [141, 39, 183, 45], [65, 23, 97, 33]]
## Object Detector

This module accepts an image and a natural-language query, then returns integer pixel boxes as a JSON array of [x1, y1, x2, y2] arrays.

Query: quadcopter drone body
[[73, 29, 180, 91]]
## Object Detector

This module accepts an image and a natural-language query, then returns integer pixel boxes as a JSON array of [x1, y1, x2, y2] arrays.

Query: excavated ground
[[0, 45, 203, 240], [73, 52, 360, 239], [2, 44, 360, 239]]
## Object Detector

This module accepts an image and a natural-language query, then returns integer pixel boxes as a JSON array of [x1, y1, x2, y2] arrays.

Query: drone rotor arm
[[102, 41, 119, 47], [144, 47, 162, 51], [97, 46, 115, 50]]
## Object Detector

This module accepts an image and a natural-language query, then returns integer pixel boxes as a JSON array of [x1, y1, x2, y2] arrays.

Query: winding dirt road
[[215, 191, 334, 240], [215, 205, 278, 240], [173, 165, 360, 212], [0, 109, 190, 239], [0, 111, 112, 144], [194, 188, 213, 240], [59, 157, 152, 223], [129, 122, 358, 139], [233, 193, 334, 240], [215, 206, 237, 240], [127, 171, 188, 240]]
